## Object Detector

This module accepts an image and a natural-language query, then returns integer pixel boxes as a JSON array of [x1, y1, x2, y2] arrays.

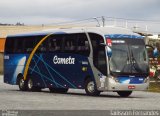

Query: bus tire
[[85, 78, 100, 96], [27, 78, 37, 92], [18, 78, 27, 91], [117, 91, 132, 97], [49, 88, 68, 93]]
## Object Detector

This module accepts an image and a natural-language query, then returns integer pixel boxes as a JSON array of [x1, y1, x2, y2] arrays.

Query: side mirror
[[153, 47, 159, 58], [145, 45, 159, 58], [100, 43, 112, 57], [106, 46, 112, 57]]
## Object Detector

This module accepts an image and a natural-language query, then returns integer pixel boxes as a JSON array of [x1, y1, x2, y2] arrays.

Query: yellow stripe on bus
[[23, 34, 52, 80]]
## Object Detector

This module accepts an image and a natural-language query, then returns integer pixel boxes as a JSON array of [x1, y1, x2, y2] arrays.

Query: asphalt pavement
[[0, 75, 160, 111]]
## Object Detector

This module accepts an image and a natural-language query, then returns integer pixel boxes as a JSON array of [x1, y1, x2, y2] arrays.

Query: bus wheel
[[117, 91, 132, 97], [26, 78, 42, 92], [85, 78, 100, 96], [49, 88, 68, 93], [18, 78, 27, 91]]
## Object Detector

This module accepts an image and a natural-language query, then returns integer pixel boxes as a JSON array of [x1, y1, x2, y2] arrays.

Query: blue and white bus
[[4, 27, 150, 97]]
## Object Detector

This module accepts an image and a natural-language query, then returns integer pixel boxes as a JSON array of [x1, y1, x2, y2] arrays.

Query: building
[[0, 39, 5, 52]]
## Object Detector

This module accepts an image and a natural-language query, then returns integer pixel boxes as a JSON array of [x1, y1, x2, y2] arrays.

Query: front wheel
[[117, 91, 132, 97], [85, 78, 100, 96]]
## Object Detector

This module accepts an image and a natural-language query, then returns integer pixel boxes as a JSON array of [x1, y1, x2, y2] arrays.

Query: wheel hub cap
[[87, 81, 94, 93], [20, 79, 24, 88], [28, 79, 33, 89]]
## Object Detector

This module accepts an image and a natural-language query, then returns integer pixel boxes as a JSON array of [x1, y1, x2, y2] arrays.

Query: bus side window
[[38, 41, 47, 53], [35, 35, 48, 53], [64, 34, 77, 53], [48, 35, 63, 52], [24, 37, 36, 53], [77, 33, 90, 56], [14, 38, 25, 53], [23, 35, 45, 54], [5, 38, 15, 54]]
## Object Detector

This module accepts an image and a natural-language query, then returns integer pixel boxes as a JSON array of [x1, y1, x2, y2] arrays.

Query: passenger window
[[25, 37, 36, 53], [48, 35, 63, 52], [37, 41, 47, 53], [14, 38, 24, 53], [77, 34, 90, 56], [24, 35, 46, 53], [64, 34, 77, 53], [5, 38, 15, 54], [34, 35, 48, 53]]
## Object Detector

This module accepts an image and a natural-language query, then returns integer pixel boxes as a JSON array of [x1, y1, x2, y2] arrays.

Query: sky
[[0, 0, 160, 33]]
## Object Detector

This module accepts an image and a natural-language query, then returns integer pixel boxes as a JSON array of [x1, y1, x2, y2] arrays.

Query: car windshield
[[109, 39, 149, 75]]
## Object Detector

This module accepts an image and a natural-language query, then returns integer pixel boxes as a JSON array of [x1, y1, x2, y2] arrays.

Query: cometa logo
[[53, 55, 75, 64]]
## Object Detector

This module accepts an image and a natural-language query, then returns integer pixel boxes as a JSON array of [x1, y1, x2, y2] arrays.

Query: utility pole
[[102, 16, 105, 27], [125, 20, 128, 28]]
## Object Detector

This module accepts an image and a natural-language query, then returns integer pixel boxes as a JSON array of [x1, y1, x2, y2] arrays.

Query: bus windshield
[[109, 39, 149, 75]]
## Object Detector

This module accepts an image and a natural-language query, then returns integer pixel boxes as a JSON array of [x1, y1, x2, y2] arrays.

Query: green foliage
[[148, 82, 160, 93]]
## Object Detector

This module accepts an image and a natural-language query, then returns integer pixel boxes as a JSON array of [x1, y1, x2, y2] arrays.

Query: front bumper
[[108, 77, 149, 91], [97, 76, 150, 91]]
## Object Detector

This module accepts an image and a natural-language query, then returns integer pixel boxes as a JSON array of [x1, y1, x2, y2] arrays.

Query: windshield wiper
[[121, 52, 131, 73], [130, 49, 143, 73]]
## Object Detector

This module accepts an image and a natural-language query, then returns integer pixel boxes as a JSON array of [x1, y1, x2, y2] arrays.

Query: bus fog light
[[113, 77, 119, 83], [110, 77, 119, 83], [115, 78, 119, 83]]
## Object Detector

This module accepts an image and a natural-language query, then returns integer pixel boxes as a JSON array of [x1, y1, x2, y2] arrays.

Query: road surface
[[0, 75, 160, 110]]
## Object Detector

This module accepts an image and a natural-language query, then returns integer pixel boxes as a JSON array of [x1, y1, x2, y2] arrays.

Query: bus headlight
[[111, 76, 119, 83], [114, 78, 119, 83]]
